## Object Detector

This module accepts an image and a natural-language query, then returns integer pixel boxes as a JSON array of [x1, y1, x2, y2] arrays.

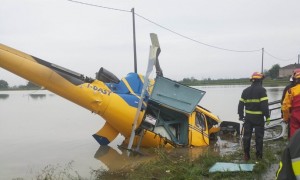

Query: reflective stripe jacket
[[281, 82, 295, 104], [238, 82, 270, 122], [282, 83, 300, 122], [276, 129, 300, 180]]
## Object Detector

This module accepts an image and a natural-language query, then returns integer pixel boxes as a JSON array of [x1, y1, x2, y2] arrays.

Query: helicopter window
[[145, 101, 189, 145], [196, 112, 206, 131]]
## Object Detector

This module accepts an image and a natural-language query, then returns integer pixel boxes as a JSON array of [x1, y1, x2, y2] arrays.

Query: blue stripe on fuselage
[[106, 73, 149, 108], [125, 73, 143, 94]]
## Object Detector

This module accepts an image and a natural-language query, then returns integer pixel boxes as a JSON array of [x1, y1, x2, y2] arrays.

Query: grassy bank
[[97, 140, 286, 180]]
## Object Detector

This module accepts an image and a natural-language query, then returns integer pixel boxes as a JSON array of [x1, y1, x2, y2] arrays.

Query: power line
[[68, 0, 295, 61], [68, 0, 261, 53], [135, 13, 261, 53], [264, 50, 294, 62], [67, 0, 131, 13]]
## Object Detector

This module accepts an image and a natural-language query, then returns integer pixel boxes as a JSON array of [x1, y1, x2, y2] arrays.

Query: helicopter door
[[189, 111, 209, 146], [150, 76, 205, 114]]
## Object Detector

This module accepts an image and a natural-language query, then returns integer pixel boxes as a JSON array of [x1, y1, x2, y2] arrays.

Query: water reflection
[[94, 146, 153, 171], [214, 135, 241, 156], [29, 94, 46, 99], [93, 141, 237, 172], [171, 146, 211, 160], [266, 87, 285, 102], [0, 94, 9, 100], [268, 87, 282, 92]]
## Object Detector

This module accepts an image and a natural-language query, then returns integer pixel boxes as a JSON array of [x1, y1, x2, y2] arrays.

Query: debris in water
[[209, 162, 255, 173]]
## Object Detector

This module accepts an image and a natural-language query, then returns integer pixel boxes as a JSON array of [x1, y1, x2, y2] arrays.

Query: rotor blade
[[127, 45, 159, 151], [150, 33, 160, 48], [150, 33, 163, 76]]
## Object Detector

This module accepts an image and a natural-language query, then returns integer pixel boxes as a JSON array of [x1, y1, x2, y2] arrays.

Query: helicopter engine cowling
[[96, 67, 120, 83]]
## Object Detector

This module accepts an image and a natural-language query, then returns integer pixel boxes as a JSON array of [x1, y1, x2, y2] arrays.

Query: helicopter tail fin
[[93, 122, 119, 145]]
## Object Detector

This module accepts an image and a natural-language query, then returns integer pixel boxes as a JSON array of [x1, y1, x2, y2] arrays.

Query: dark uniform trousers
[[243, 117, 265, 158], [238, 82, 270, 159]]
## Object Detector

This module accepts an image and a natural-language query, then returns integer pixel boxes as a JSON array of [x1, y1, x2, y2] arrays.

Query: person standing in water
[[238, 72, 270, 161]]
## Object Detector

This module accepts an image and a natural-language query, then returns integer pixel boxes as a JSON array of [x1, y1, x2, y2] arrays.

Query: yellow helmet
[[294, 71, 300, 79], [250, 72, 264, 80], [293, 68, 300, 77]]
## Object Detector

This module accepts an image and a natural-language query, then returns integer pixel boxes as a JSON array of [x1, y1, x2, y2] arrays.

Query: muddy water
[[0, 86, 285, 179]]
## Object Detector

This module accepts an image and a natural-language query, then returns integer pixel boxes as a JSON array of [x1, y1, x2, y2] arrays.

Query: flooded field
[[0, 86, 285, 179]]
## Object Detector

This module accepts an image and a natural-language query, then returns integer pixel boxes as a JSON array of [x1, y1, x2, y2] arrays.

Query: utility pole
[[261, 48, 264, 73], [298, 54, 299, 64], [131, 8, 137, 73]]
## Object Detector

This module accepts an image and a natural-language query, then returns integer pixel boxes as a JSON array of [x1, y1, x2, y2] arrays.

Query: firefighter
[[281, 69, 300, 104], [281, 69, 300, 138], [282, 71, 300, 138], [276, 129, 300, 179], [238, 72, 270, 161]]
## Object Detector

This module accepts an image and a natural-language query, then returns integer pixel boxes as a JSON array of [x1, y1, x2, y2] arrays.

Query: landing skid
[[118, 145, 146, 156]]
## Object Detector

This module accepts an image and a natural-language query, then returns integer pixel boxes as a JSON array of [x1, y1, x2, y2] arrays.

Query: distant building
[[279, 63, 300, 78]]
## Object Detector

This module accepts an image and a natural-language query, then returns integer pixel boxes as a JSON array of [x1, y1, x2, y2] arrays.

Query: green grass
[[96, 139, 286, 180]]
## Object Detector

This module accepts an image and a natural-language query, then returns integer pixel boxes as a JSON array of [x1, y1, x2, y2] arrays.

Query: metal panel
[[150, 76, 205, 114]]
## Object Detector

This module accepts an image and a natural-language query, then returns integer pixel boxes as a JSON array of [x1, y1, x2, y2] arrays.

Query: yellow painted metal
[[196, 106, 221, 123], [0, 43, 143, 141], [0, 43, 221, 148], [123, 130, 175, 148], [188, 112, 210, 146], [94, 122, 119, 143]]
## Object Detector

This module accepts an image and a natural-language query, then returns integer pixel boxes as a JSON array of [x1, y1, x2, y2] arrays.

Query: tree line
[[180, 64, 281, 85], [0, 80, 40, 90], [0, 64, 282, 89]]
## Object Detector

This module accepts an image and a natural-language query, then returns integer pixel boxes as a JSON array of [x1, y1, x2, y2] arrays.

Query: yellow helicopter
[[0, 33, 221, 151]]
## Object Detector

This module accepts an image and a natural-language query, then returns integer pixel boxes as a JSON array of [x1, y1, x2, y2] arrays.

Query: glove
[[266, 117, 270, 126]]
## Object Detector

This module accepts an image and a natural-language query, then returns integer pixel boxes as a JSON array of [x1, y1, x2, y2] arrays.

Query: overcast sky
[[1, 0, 300, 86]]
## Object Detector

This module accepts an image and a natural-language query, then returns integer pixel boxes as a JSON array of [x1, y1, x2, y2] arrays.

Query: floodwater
[[0, 86, 285, 179]]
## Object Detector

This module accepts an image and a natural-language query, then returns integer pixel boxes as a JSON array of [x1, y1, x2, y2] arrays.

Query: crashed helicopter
[[0, 33, 221, 150]]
